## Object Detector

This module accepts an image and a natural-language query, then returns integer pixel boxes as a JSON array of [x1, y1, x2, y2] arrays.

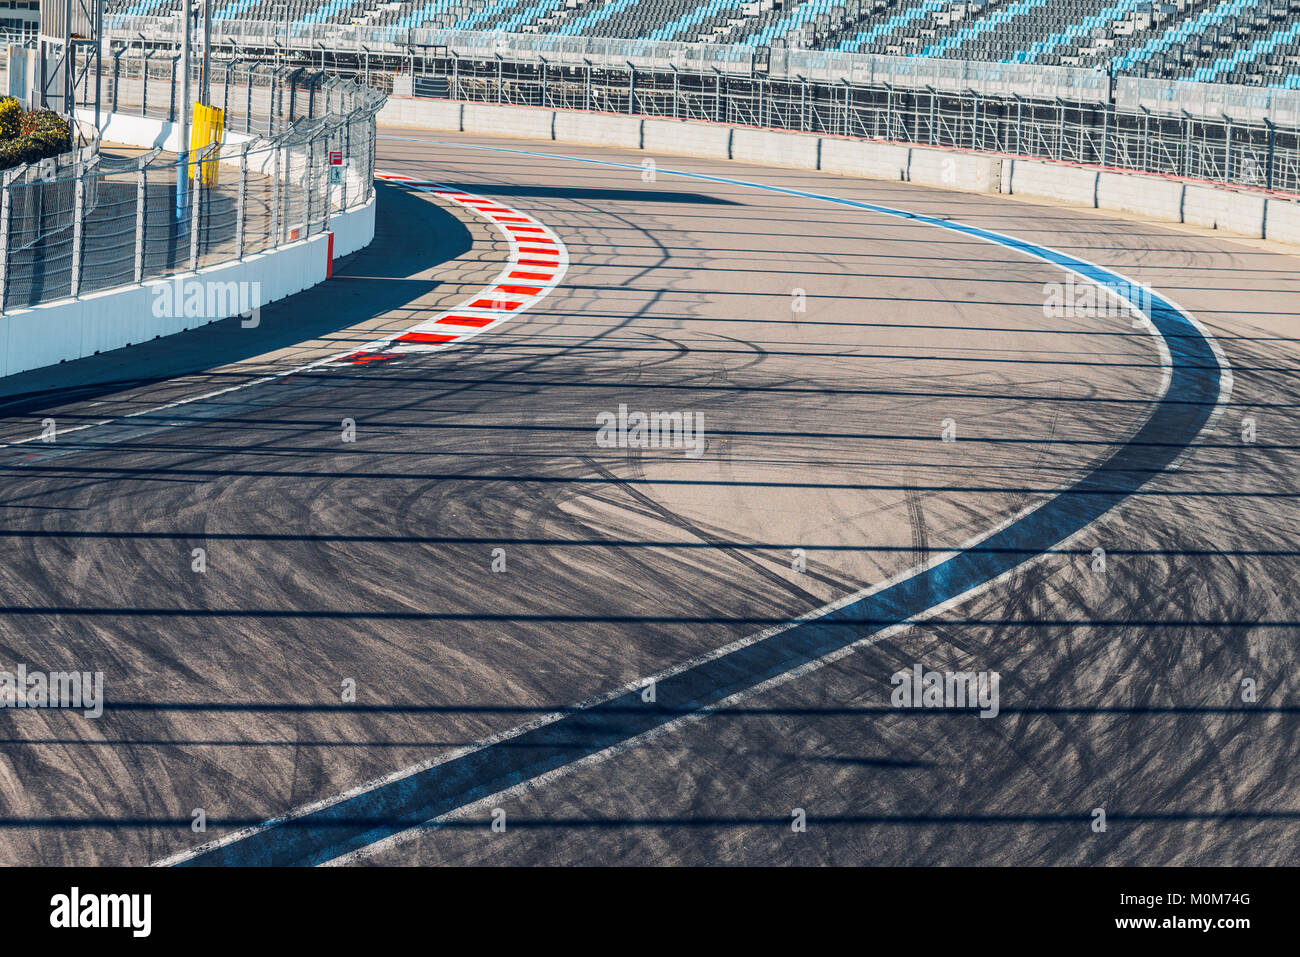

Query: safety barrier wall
[[0, 112, 377, 379], [1, 227, 340, 377], [641, 118, 733, 160], [379, 97, 1300, 247], [552, 112, 643, 150]]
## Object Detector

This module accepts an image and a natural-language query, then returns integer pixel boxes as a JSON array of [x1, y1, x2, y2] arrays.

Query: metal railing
[[0, 67, 383, 313], [405, 58, 1300, 196], [95, 20, 1300, 197], [87, 24, 1300, 198], [102, 18, 1300, 124]]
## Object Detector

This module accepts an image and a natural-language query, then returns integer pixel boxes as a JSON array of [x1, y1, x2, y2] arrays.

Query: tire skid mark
[[161, 147, 1232, 868]]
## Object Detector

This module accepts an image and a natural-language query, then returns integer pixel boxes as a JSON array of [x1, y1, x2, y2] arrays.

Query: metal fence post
[[1223, 114, 1234, 183], [969, 90, 978, 151], [1100, 106, 1110, 167], [142, 51, 153, 117], [270, 70, 279, 134], [134, 163, 147, 284], [303, 135, 314, 236], [0, 175, 10, 314], [71, 164, 86, 298], [341, 116, 351, 210], [271, 144, 282, 247], [189, 159, 201, 272], [236, 142, 248, 260], [1056, 99, 1064, 161], [246, 64, 255, 133], [170, 56, 179, 122], [1265, 119, 1276, 193], [322, 129, 332, 232], [112, 47, 124, 113]]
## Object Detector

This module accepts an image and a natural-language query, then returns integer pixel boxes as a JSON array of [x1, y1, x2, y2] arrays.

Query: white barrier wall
[[463, 103, 553, 140], [1265, 198, 1300, 243], [77, 109, 257, 154], [382, 97, 465, 131], [1182, 184, 1268, 235], [0, 196, 375, 378], [729, 128, 820, 170], [818, 138, 909, 181], [1, 113, 378, 380], [379, 97, 1300, 248], [1095, 171, 1185, 221], [552, 111, 643, 150], [1006, 160, 1096, 206], [908, 149, 1001, 192], [641, 118, 733, 160]]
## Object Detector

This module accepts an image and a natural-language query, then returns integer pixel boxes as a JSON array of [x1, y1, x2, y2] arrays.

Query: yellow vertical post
[[189, 103, 225, 187]]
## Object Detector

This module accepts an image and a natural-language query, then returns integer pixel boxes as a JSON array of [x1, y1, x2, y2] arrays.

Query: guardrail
[[0, 68, 383, 313]]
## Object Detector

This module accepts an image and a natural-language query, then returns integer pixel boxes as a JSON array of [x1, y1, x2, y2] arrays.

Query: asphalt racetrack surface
[[0, 126, 1295, 865]]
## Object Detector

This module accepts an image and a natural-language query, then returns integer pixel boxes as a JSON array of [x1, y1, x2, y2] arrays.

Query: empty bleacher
[[102, 0, 1300, 85]]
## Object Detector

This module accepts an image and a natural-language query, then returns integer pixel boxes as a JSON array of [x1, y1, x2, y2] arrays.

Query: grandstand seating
[[103, 0, 1300, 85]]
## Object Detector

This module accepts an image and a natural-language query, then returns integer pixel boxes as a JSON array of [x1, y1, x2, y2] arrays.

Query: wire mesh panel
[[77, 159, 143, 297], [0, 69, 385, 315]]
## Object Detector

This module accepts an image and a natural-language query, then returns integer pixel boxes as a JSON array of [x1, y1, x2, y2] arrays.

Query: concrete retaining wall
[[1182, 183, 1267, 235], [462, 103, 553, 140], [730, 128, 820, 170], [78, 108, 257, 155], [1007, 160, 1099, 206], [379, 96, 1300, 248], [1095, 171, 1185, 221], [1264, 197, 1300, 244], [382, 96, 464, 131], [553, 111, 642, 150], [909, 149, 1001, 192], [818, 138, 909, 181], [641, 118, 733, 160]]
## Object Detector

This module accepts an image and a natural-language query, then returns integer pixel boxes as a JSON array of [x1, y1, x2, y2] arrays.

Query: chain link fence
[[0, 65, 383, 313]]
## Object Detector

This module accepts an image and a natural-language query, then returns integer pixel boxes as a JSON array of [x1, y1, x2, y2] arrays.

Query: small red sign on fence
[[329, 150, 343, 166]]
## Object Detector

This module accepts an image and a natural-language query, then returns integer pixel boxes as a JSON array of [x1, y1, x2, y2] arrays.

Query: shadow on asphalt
[[0, 183, 470, 417]]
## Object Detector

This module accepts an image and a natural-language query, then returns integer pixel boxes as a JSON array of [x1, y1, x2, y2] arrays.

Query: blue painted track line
[[170, 141, 1230, 866]]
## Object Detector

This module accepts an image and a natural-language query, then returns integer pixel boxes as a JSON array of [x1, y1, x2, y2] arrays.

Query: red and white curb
[[333, 172, 570, 365]]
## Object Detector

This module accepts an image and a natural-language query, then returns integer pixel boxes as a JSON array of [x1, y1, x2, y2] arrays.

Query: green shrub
[[0, 109, 72, 172], [0, 98, 20, 140]]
